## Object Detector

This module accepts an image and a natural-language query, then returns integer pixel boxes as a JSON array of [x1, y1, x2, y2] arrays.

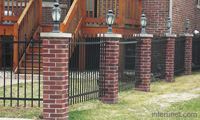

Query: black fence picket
[[151, 38, 167, 81], [118, 35, 141, 92], [68, 33, 107, 105], [174, 36, 185, 76], [0, 29, 43, 107], [192, 37, 200, 71]]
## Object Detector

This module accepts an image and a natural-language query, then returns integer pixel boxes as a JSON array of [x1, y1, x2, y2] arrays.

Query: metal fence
[[174, 36, 185, 76], [118, 35, 141, 92], [68, 34, 107, 105], [151, 38, 167, 81], [0, 29, 43, 107], [192, 37, 200, 71]]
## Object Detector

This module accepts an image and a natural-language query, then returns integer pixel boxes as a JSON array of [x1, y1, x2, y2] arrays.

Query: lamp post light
[[140, 13, 147, 34], [166, 17, 172, 34], [52, 3, 61, 33], [185, 19, 189, 34], [106, 10, 115, 34]]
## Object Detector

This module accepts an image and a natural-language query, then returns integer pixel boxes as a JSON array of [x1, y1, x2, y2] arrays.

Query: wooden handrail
[[13, 0, 42, 71], [60, 0, 80, 33], [17, 0, 33, 25]]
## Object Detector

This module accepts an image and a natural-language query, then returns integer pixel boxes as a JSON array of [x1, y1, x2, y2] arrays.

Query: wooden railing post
[[0, 0, 3, 23], [119, 0, 125, 27], [39, 0, 42, 26], [13, 23, 19, 71], [81, 0, 87, 26]]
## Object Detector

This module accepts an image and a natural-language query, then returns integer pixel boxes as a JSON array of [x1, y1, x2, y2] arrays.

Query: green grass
[[0, 72, 200, 119]]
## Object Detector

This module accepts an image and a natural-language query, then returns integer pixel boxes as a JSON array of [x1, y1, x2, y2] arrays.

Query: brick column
[[41, 33, 72, 120], [181, 34, 193, 75], [98, 33, 121, 104], [134, 34, 153, 92], [164, 34, 177, 82]]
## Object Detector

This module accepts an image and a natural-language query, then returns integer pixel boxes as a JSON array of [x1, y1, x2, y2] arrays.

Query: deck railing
[[60, 0, 83, 35], [85, 0, 142, 27], [13, 0, 42, 71], [0, 0, 30, 23]]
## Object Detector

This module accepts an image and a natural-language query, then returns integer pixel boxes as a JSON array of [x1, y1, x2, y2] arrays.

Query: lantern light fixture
[[185, 19, 189, 34], [166, 17, 172, 34], [140, 13, 147, 34], [52, 3, 61, 33], [106, 10, 115, 34]]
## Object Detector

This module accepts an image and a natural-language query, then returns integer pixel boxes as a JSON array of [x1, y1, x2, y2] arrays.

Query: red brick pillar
[[182, 34, 193, 75], [165, 34, 177, 82], [134, 34, 153, 92], [41, 33, 72, 120], [98, 33, 121, 104]]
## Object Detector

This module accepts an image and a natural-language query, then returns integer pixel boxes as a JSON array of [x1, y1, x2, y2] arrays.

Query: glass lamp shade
[[166, 17, 172, 28], [140, 14, 147, 27], [106, 10, 115, 25], [52, 3, 61, 22], [185, 19, 189, 29]]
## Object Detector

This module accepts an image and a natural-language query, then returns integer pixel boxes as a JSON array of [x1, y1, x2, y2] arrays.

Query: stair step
[[26, 54, 43, 60], [32, 43, 43, 46], [19, 67, 43, 74], [29, 47, 43, 53], [22, 60, 43, 68]]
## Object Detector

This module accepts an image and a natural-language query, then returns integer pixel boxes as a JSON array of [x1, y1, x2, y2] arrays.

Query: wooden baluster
[[101, 0, 103, 17], [88, 0, 90, 17], [106, 0, 107, 14], [7, 0, 9, 16], [25, 0, 27, 7], [97, 0, 99, 18], [16, 0, 18, 16], [12, 0, 14, 16], [93, 0, 95, 18], [115, 0, 117, 17], [20, 0, 22, 14], [110, 0, 112, 10]]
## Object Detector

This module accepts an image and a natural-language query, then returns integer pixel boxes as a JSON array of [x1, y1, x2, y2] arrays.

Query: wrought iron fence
[[0, 29, 43, 107], [68, 34, 107, 105], [118, 35, 140, 92], [192, 37, 200, 71], [151, 38, 167, 81], [174, 36, 185, 76]]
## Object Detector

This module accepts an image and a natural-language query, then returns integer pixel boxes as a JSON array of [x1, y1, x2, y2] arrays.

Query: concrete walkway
[[0, 118, 34, 120]]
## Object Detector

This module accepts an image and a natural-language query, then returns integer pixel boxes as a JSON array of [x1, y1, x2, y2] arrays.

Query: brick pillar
[[98, 33, 121, 104], [134, 34, 153, 92], [182, 34, 193, 75], [165, 34, 177, 82], [41, 33, 72, 120]]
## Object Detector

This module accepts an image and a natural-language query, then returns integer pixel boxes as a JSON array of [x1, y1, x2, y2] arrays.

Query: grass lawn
[[0, 72, 200, 120]]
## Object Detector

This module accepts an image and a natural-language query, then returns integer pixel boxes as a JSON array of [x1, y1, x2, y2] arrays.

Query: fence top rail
[[69, 41, 108, 45], [175, 36, 185, 42], [119, 41, 140, 44]]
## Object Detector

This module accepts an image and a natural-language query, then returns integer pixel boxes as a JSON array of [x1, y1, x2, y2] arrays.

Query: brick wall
[[42, 0, 70, 25], [142, 0, 169, 37], [142, 0, 200, 36], [172, 0, 196, 34]]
